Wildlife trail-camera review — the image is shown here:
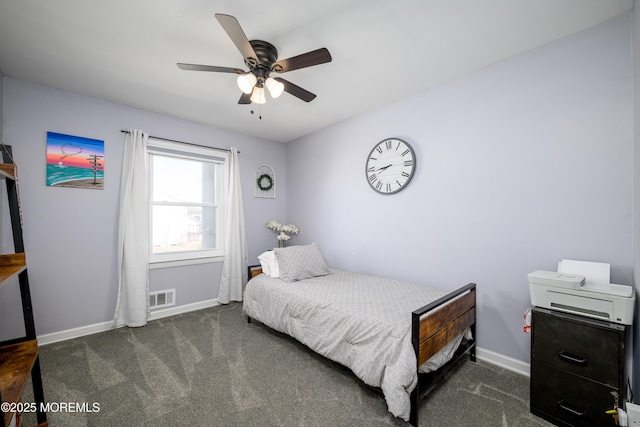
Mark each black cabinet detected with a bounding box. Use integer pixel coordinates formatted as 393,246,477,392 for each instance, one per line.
530,307,628,427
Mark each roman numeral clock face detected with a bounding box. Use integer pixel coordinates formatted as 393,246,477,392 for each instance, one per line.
366,138,416,194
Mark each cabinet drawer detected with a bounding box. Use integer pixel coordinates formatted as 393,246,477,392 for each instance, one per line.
532,310,622,386
531,362,619,427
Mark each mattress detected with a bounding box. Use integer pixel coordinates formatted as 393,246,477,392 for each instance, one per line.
243,268,465,421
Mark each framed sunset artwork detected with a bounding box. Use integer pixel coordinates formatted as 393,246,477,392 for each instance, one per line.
46,132,104,189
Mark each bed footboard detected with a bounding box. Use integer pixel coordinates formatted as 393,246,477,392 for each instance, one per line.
409,282,477,426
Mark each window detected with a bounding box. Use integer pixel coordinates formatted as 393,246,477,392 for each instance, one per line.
148,139,228,265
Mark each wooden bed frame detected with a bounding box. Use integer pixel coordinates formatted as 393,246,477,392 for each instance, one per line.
246,265,477,426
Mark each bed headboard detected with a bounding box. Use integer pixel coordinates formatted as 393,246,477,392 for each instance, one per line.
248,264,263,279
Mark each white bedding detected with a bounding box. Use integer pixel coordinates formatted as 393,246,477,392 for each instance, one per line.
243,268,463,421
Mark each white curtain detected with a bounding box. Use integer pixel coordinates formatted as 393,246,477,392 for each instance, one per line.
113,129,150,327
219,147,248,304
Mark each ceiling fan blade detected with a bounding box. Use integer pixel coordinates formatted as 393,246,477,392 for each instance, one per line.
274,77,317,102
215,14,259,67
238,92,252,104
177,63,244,74
271,48,332,73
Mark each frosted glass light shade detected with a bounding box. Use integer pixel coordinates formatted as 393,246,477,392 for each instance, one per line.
237,73,257,94
250,86,266,104
265,77,284,98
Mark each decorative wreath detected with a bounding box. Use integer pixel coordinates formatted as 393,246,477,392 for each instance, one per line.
257,173,273,191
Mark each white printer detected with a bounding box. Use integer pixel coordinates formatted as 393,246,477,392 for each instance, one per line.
528,260,635,325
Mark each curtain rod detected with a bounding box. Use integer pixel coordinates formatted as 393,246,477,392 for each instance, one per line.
120,130,239,153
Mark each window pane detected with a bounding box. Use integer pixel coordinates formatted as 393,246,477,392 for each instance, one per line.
152,155,216,204
152,205,217,253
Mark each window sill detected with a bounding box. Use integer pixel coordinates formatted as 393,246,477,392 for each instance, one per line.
149,256,224,269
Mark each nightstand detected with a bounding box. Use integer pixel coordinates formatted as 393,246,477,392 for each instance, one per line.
530,307,629,426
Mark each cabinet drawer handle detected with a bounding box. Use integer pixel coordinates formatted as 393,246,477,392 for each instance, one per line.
558,351,587,365
557,400,586,417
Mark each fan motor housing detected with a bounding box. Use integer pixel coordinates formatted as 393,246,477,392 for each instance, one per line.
248,40,278,72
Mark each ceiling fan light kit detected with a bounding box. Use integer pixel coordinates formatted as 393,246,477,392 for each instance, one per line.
250,86,266,104
177,13,332,105
237,73,257,94
265,77,284,98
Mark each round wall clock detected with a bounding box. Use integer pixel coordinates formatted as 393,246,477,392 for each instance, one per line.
366,138,416,194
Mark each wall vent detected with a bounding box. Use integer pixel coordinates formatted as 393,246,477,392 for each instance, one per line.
149,289,175,309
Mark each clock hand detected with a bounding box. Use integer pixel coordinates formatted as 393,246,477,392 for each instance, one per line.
377,164,393,172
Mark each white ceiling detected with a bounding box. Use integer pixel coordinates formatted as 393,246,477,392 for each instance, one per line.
0,0,633,143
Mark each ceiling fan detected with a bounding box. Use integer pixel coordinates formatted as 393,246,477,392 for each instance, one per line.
177,14,332,105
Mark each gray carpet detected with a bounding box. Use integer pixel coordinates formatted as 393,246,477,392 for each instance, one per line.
21,303,554,426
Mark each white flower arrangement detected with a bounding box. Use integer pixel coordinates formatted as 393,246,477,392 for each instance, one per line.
265,219,299,246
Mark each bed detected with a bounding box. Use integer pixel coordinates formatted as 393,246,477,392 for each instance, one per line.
243,243,476,426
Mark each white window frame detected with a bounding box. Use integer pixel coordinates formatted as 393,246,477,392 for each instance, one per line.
147,138,228,268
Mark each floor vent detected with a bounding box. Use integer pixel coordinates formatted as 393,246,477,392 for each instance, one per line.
149,289,176,309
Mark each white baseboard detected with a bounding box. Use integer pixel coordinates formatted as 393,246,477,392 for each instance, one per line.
476,346,530,377
37,299,220,346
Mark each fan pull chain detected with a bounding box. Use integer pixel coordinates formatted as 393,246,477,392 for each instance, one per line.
250,104,263,120
1,143,24,227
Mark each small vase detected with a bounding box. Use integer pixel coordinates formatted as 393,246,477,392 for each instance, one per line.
278,240,285,248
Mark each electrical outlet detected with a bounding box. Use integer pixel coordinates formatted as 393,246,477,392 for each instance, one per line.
627,402,640,426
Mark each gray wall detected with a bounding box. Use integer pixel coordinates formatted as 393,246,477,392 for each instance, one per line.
0,73,3,137
286,13,633,364
0,77,287,337
633,3,640,398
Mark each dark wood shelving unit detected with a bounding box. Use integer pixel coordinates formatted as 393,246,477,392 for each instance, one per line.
0,254,26,286
0,145,47,426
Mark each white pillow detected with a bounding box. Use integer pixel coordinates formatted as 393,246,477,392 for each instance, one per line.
257,250,279,278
